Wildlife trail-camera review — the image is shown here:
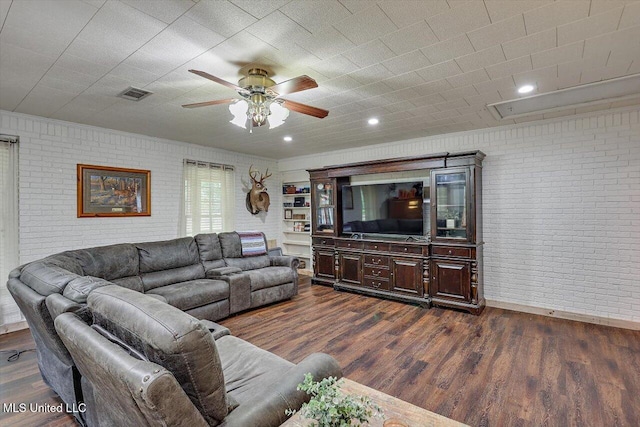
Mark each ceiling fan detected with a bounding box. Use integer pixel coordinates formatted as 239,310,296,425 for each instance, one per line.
182,68,329,130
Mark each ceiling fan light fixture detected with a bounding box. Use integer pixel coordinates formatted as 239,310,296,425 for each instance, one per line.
229,100,248,129
269,103,290,129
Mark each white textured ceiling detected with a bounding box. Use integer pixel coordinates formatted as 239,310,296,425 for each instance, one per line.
1,0,639,159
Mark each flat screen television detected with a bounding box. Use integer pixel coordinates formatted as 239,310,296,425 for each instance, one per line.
341,181,426,237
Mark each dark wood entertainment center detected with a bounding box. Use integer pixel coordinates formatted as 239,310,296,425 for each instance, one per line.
308,150,485,314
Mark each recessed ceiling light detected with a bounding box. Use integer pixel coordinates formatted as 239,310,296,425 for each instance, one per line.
518,84,535,94
283,136,293,142
368,118,379,125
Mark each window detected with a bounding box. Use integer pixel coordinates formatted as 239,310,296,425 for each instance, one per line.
1,135,21,327
181,160,235,236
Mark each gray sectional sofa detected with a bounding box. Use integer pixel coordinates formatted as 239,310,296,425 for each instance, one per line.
55,285,341,426
7,231,334,426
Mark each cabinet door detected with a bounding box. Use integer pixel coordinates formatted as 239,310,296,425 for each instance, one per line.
339,253,362,285
391,258,423,296
315,249,335,279
431,168,470,242
312,180,336,235
431,259,471,302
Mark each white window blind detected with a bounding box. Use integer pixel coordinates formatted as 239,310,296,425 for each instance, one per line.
1,136,21,328
181,160,235,236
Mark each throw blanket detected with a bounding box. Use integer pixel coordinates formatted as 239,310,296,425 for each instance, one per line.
238,231,267,257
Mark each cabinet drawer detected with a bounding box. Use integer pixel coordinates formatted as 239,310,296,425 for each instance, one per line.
336,240,364,250
363,277,390,290
432,246,471,258
389,244,423,255
363,266,390,279
312,237,334,246
364,255,389,267
363,241,389,252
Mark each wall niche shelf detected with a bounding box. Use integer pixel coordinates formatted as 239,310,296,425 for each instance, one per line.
281,180,312,273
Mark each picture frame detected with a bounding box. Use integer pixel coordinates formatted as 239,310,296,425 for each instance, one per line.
77,164,151,217
284,208,293,219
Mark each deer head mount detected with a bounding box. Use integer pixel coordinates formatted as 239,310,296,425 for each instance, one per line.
246,165,272,215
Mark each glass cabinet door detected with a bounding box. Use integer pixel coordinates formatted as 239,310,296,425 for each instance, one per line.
313,181,335,234
432,169,469,240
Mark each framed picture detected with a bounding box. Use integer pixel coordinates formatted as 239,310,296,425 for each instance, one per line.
77,164,151,217
284,209,293,219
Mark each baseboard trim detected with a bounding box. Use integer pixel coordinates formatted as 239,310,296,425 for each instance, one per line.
486,300,640,331
0,320,29,335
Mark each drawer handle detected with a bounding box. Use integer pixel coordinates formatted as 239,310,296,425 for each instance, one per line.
373,271,380,277
448,250,452,254
374,245,378,249
321,240,326,245
404,247,408,251
372,281,380,288
347,243,351,247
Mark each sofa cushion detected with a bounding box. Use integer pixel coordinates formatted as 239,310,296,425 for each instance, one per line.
224,255,270,271
20,262,81,296
88,286,229,425
142,264,204,292
110,276,144,293
67,244,139,280
45,254,84,276
246,266,294,292
140,264,205,292
195,233,226,271
146,279,229,311
218,232,242,258
137,237,200,273
216,335,293,403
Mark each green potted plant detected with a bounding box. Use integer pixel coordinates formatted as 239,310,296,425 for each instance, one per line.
287,374,382,426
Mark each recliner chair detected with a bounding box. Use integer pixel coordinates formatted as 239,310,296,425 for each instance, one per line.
54,285,342,426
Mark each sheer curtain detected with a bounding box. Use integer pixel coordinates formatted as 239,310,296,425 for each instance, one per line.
180,160,235,236
1,136,21,329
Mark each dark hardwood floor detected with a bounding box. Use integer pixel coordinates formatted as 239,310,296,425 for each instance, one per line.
1,275,639,426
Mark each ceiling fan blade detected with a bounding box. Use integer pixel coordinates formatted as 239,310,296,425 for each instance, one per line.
282,99,329,119
269,75,318,96
182,98,237,108
189,69,243,91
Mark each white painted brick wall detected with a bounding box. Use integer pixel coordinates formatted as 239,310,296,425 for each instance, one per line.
0,111,281,326
278,107,640,323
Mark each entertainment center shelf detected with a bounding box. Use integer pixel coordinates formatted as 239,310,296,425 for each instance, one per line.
308,150,485,315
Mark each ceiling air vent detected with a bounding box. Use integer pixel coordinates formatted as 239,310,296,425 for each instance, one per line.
118,87,153,101
487,73,640,120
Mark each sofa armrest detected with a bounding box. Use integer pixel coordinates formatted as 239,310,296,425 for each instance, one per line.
220,353,342,427
267,247,283,256
205,266,243,278
220,272,251,314
269,255,299,269
45,293,92,324
199,320,231,340
62,276,112,303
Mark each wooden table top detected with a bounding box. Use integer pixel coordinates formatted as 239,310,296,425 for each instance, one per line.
281,378,469,427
